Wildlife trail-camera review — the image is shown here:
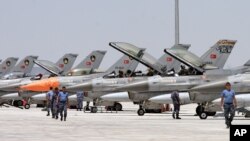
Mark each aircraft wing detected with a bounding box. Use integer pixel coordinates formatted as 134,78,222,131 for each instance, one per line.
34,60,61,76
109,42,167,75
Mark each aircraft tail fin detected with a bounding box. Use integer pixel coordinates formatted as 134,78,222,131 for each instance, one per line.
158,44,190,72
55,53,78,75
74,50,106,70
12,56,38,74
244,59,250,66
0,57,19,76
106,55,139,75
201,40,236,69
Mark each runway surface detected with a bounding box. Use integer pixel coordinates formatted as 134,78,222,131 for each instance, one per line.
0,103,249,141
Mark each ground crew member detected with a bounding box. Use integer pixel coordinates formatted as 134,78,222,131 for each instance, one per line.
52,87,59,119
221,82,237,128
58,86,69,121
46,87,53,116
171,91,181,119
76,91,84,111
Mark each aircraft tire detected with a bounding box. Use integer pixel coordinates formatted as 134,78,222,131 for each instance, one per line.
196,105,204,115
114,103,122,111
199,112,208,119
91,107,98,113
137,109,145,116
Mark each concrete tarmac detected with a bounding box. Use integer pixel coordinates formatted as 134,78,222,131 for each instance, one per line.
0,103,249,141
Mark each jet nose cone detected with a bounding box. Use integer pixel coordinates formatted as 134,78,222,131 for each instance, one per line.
190,80,226,92
0,83,21,91
1,93,19,100
67,82,93,92
20,78,59,92
115,81,148,92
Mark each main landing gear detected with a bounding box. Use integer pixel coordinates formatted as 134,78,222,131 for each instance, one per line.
137,105,145,116
196,105,216,119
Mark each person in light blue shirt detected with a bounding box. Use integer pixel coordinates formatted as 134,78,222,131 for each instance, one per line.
46,87,53,116
221,82,237,128
52,87,60,119
76,91,84,111
58,86,69,121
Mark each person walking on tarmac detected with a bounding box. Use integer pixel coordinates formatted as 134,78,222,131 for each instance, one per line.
52,87,60,119
221,82,237,128
76,91,84,111
46,87,53,116
171,91,181,119
58,86,69,121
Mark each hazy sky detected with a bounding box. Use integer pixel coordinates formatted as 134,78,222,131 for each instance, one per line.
0,0,250,71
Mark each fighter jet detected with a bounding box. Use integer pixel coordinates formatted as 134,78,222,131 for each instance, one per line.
0,51,106,108
0,57,19,77
65,39,235,112
111,40,250,117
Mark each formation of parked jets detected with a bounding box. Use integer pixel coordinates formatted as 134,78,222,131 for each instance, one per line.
0,38,250,120
1,0,250,120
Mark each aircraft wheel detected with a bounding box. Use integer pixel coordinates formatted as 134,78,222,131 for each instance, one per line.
91,107,98,113
24,104,30,109
137,109,145,116
199,112,208,119
196,105,204,115
114,103,122,111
